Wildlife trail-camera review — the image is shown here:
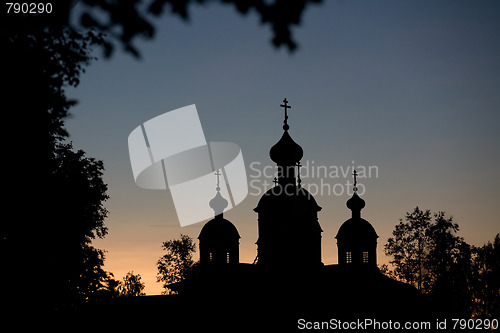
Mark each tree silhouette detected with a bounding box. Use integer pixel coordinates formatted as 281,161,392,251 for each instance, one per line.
384,207,499,318
2,0,322,312
424,212,474,317
2,27,104,145
385,207,431,291
157,234,197,294
425,211,461,286
1,0,323,58
47,142,110,306
119,271,146,297
472,234,500,318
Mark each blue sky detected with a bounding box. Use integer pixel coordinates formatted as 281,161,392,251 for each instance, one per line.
66,0,500,294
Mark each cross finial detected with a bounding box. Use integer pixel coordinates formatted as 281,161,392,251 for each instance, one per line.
215,169,221,191
296,161,302,188
353,170,358,192
280,98,291,130
273,177,278,187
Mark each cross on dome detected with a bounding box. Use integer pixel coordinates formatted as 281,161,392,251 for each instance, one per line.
346,169,365,217
353,170,358,193
297,161,302,187
280,98,291,131
273,177,278,186
215,169,222,191
209,169,228,217
270,98,303,167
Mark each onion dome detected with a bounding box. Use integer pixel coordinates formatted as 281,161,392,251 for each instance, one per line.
336,192,377,240
209,190,228,217
208,169,229,217
269,98,303,166
269,130,303,165
346,192,365,213
336,172,378,240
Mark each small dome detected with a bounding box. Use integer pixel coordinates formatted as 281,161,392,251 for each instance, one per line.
254,185,321,212
346,192,365,212
335,217,378,240
209,191,228,216
269,130,303,165
198,218,240,241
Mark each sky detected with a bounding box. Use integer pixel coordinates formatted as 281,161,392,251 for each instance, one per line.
66,0,500,295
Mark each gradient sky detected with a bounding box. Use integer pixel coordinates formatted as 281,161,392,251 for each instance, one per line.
66,0,500,295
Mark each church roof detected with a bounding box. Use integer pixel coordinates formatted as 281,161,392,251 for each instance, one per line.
336,187,378,240
335,217,378,240
254,185,322,212
198,217,240,241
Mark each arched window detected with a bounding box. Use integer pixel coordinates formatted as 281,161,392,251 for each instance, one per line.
346,252,352,264
209,253,213,263
362,251,369,263
226,252,230,264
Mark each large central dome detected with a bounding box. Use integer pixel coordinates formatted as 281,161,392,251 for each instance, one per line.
254,185,321,213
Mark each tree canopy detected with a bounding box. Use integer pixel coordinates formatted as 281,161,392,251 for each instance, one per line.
157,234,197,294
2,0,321,310
384,207,499,318
119,271,147,297
2,9,107,310
2,0,323,58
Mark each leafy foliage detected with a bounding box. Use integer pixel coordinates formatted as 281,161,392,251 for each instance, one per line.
1,0,323,58
47,142,111,306
384,207,432,291
119,271,146,297
1,0,320,311
1,25,109,308
470,235,500,318
384,207,499,318
3,27,104,145
157,234,197,294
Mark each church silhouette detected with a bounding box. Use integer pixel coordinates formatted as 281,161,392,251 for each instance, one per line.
196,98,379,272
166,99,429,326
82,99,431,331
